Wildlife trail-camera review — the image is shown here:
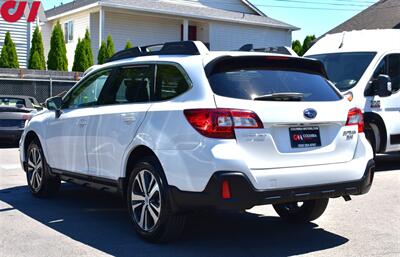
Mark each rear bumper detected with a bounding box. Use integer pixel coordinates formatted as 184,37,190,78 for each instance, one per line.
170,159,375,211
0,129,23,143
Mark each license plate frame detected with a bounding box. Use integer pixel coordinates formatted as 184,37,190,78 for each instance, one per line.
289,126,321,148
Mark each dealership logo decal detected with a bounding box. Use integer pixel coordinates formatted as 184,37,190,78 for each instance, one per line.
1,1,41,22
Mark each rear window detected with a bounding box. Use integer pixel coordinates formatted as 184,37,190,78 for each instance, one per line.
207,56,342,102
0,97,26,107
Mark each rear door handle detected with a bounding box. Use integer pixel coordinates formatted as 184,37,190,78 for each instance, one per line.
121,113,136,124
78,119,88,127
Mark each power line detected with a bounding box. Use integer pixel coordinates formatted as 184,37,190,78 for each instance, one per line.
176,0,369,12
318,0,376,3
250,4,363,11
270,0,371,7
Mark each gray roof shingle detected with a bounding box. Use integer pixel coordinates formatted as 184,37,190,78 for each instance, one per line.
45,0,298,30
327,0,400,34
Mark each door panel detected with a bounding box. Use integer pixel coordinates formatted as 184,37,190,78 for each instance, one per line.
86,65,154,179
45,69,113,174
86,104,151,179
367,53,400,151
46,108,90,173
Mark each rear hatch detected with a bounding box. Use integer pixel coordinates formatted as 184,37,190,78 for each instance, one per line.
0,107,32,129
206,55,359,169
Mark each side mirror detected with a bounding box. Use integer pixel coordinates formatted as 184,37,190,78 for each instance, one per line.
45,96,62,110
377,74,393,97
45,96,63,118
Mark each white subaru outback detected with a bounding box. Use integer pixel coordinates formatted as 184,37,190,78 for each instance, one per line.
19,41,374,243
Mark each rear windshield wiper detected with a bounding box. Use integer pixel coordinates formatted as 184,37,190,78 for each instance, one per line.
253,92,304,101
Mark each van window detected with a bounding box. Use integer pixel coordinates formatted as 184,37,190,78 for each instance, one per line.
309,52,376,92
372,54,400,93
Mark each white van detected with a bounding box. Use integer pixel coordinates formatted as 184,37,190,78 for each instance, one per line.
306,29,400,154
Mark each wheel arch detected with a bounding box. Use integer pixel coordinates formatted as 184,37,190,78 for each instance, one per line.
364,112,387,153
23,131,42,161
122,145,166,195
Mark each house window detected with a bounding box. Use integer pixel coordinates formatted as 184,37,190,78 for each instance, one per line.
64,21,73,43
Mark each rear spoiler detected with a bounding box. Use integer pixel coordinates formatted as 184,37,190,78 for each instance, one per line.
205,55,328,79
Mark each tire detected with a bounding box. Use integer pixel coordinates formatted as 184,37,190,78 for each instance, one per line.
127,156,186,243
26,140,61,197
273,198,329,223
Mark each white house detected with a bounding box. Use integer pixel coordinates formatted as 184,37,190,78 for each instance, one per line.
0,0,46,68
43,0,299,71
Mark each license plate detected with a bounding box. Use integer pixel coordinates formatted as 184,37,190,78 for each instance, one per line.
289,126,321,148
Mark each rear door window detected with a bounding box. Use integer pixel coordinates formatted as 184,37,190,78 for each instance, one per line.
100,65,154,104
207,56,341,102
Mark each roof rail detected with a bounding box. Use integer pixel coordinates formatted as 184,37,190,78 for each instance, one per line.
238,44,297,56
106,41,209,63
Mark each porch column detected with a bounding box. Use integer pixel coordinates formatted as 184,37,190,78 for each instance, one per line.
99,7,105,47
183,19,189,41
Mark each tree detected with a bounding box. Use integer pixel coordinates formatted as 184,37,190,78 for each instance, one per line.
0,31,19,68
29,51,42,70
72,30,94,72
47,22,68,71
97,34,115,64
97,41,107,65
72,38,86,72
291,40,302,56
28,26,46,70
301,35,316,56
125,40,133,50
83,29,94,67
106,34,115,59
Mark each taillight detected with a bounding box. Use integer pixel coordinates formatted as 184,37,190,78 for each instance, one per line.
346,108,364,133
22,114,32,120
184,108,263,139
221,180,231,199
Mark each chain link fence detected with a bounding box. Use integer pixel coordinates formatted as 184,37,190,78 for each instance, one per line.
0,68,82,103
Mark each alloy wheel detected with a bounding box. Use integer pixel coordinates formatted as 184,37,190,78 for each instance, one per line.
131,169,161,231
27,147,43,191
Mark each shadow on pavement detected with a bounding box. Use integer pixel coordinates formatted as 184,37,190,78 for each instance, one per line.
375,153,400,172
0,184,348,257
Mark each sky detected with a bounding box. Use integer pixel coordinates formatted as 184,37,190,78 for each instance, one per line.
42,0,379,42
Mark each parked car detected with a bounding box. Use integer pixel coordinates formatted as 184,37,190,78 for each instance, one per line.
0,95,39,145
19,41,374,243
305,29,400,155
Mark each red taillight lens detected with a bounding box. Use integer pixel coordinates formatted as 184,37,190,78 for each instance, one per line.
184,108,263,139
22,114,32,120
346,108,364,133
265,56,290,61
221,180,231,199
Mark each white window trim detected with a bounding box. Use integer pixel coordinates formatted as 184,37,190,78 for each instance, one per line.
64,20,74,43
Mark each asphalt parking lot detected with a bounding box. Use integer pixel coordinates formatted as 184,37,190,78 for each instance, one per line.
0,147,399,257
